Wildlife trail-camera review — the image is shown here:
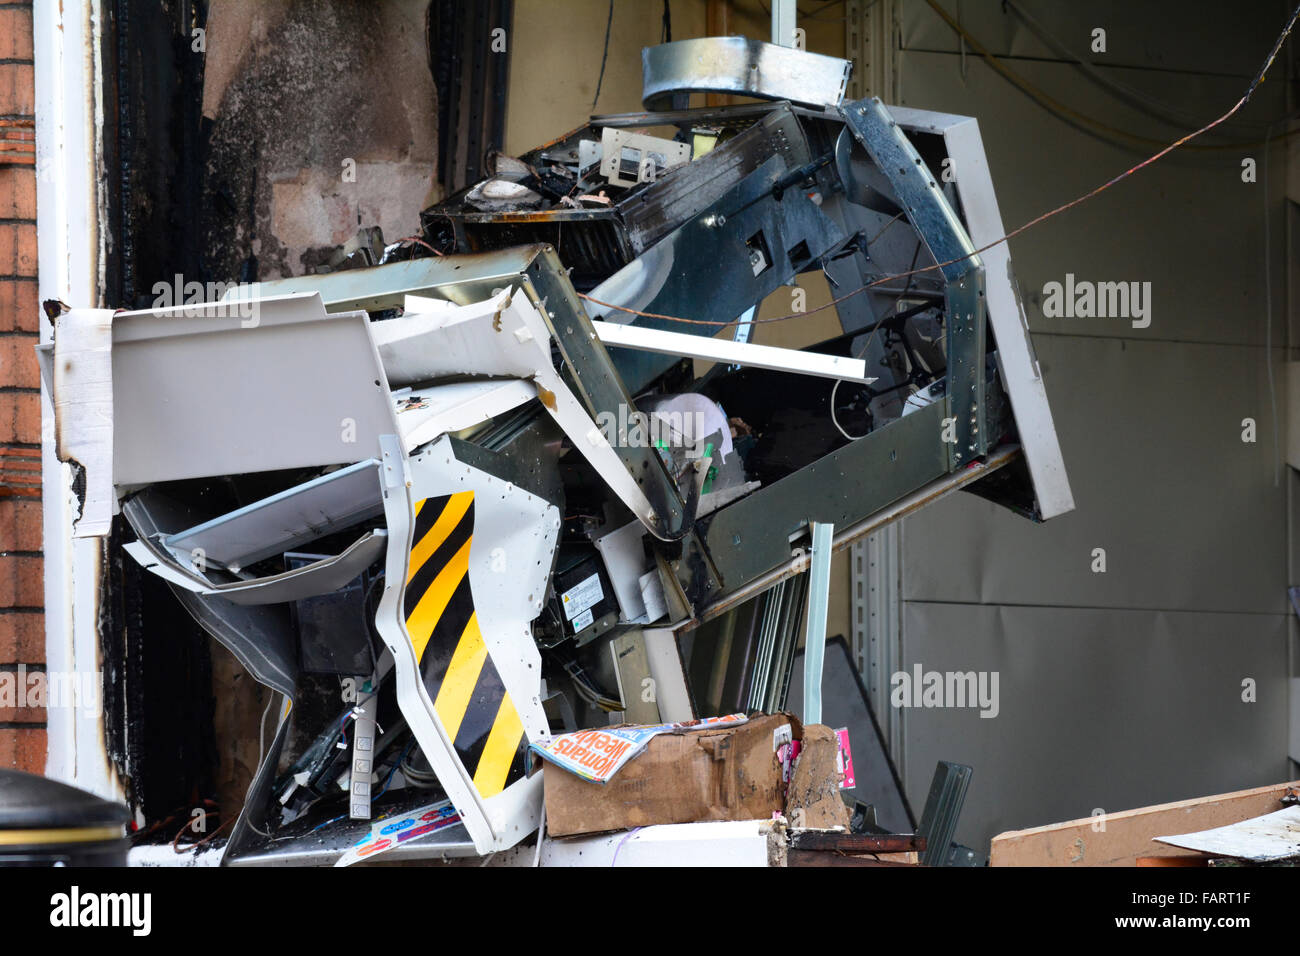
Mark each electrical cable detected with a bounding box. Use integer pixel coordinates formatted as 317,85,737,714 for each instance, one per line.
592,0,615,111
395,234,444,256
257,691,274,770
375,737,419,800
562,658,623,711
830,241,921,441
172,813,235,854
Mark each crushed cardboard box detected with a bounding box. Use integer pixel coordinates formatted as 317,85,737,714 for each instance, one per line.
542,712,848,838
786,724,852,830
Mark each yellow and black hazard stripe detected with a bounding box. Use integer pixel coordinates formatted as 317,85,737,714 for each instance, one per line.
403,491,527,798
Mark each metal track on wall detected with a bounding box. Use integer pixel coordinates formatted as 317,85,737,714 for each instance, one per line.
845,0,898,103
431,0,513,196
851,523,903,779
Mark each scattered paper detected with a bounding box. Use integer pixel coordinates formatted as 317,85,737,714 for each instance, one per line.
334,799,462,867
531,714,748,784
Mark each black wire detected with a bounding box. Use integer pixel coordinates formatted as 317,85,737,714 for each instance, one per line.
592,0,615,111
661,0,671,43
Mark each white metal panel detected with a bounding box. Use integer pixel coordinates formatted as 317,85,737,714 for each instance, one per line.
374,434,558,854
162,460,383,570
643,626,695,721
539,820,775,866
124,531,387,606
1155,805,1300,862
52,309,115,536
110,293,400,484
593,320,873,382
890,104,1073,518
387,292,663,534
34,0,122,800
395,379,536,452
593,520,651,622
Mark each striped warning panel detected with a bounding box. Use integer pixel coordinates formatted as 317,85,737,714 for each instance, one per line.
403,492,527,798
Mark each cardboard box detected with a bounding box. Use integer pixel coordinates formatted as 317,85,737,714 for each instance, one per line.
543,713,802,838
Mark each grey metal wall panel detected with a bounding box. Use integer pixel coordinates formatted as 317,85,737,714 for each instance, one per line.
900,602,1290,857
900,0,1291,78
896,51,1285,348
882,2,1296,861
903,334,1287,614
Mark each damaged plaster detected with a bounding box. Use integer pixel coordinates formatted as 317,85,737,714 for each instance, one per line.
200,0,439,280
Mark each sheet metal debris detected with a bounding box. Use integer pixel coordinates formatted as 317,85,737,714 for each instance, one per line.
44,40,1072,865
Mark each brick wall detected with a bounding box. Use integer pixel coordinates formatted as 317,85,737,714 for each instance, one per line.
0,0,43,774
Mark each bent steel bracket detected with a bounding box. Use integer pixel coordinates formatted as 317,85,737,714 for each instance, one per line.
246,247,694,541
678,97,1000,608
837,96,987,467
519,247,694,540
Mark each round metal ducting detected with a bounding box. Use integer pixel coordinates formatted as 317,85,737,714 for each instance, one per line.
641,37,852,111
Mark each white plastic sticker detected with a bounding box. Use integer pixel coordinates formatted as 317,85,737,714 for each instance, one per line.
572,608,595,632
561,572,603,621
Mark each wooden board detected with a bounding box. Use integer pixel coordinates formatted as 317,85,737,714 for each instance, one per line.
990,780,1300,867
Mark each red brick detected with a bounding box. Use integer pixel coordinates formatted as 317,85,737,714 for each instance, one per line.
0,279,38,332
0,726,45,773
0,8,34,61
0,610,42,660
0,333,37,388
0,333,36,388
0,665,44,722
0,708,44,724
0,391,38,443
0,554,41,607
0,223,36,276
0,63,34,116
0,497,40,551
0,166,36,220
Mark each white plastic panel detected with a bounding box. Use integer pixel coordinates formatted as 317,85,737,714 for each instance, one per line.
374,434,559,854
539,820,774,867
